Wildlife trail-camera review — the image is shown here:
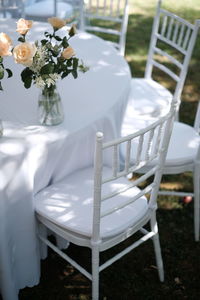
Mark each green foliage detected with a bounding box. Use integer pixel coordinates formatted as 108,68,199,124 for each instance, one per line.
21,67,34,88
0,67,4,80
0,57,13,91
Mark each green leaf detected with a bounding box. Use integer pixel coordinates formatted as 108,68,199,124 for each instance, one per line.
0,68,4,80
0,81,3,91
62,36,69,48
72,70,78,79
73,57,78,70
5,68,12,78
40,63,54,75
44,32,50,38
0,57,3,63
21,68,33,84
18,36,25,43
24,77,32,89
68,25,76,37
41,39,48,45
79,64,89,73
54,35,62,41
67,59,72,67
51,48,60,57
61,70,71,79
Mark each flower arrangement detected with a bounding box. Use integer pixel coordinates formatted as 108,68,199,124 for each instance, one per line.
11,17,88,125
13,17,88,92
0,32,13,90
0,17,88,126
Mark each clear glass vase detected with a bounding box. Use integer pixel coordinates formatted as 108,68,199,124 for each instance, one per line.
38,86,64,126
0,119,3,137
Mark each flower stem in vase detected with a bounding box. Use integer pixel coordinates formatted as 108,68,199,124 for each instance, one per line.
38,85,64,126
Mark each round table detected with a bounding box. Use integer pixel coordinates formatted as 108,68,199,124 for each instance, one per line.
0,19,131,300
24,0,74,20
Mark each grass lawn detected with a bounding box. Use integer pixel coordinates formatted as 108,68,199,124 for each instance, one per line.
19,1,200,299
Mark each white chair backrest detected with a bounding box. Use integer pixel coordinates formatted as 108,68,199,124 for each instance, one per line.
79,0,129,56
145,0,200,101
194,101,200,133
92,99,177,240
0,0,24,18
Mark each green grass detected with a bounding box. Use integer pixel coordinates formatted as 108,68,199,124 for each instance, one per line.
18,1,200,299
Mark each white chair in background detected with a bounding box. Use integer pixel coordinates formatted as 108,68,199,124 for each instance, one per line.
79,0,129,56
121,99,200,242
0,0,24,18
126,0,200,123
24,0,74,22
34,99,177,299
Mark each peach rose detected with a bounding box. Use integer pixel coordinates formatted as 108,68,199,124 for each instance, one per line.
61,46,75,59
48,17,66,29
0,32,12,46
16,18,33,35
0,32,12,56
13,42,37,67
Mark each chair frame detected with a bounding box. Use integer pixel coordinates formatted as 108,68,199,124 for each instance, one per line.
158,102,200,241
131,101,200,241
145,0,200,105
79,0,129,56
36,99,177,299
0,0,24,18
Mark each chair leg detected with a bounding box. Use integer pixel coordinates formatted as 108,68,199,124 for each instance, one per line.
92,245,100,300
150,214,164,282
194,164,200,241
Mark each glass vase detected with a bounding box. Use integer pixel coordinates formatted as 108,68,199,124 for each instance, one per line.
38,86,64,126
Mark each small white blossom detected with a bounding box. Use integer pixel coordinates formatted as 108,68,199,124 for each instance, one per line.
45,73,60,87
35,76,46,89
30,46,47,73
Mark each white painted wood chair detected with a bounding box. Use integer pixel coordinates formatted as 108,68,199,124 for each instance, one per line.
128,0,200,122
34,100,177,299
79,0,129,56
0,0,24,18
121,100,200,242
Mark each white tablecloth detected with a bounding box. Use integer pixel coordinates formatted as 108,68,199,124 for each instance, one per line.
0,19,131,300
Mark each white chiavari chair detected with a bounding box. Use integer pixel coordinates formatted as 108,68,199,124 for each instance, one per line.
0,0,24,18
125,0,200,123
34,98,177,299
121,100,200,242
79,0,129,56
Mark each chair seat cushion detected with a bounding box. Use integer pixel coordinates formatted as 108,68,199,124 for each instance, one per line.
121,78,173,137
120,121,200,169
25,1,73,19
128,78,172,117
163,122,199,166
35,167,148,239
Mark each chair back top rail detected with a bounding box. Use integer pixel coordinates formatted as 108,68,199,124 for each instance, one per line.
86,0,128,18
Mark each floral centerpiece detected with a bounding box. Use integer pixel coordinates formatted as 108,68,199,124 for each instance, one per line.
0,32,13,135
13,18,88,125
